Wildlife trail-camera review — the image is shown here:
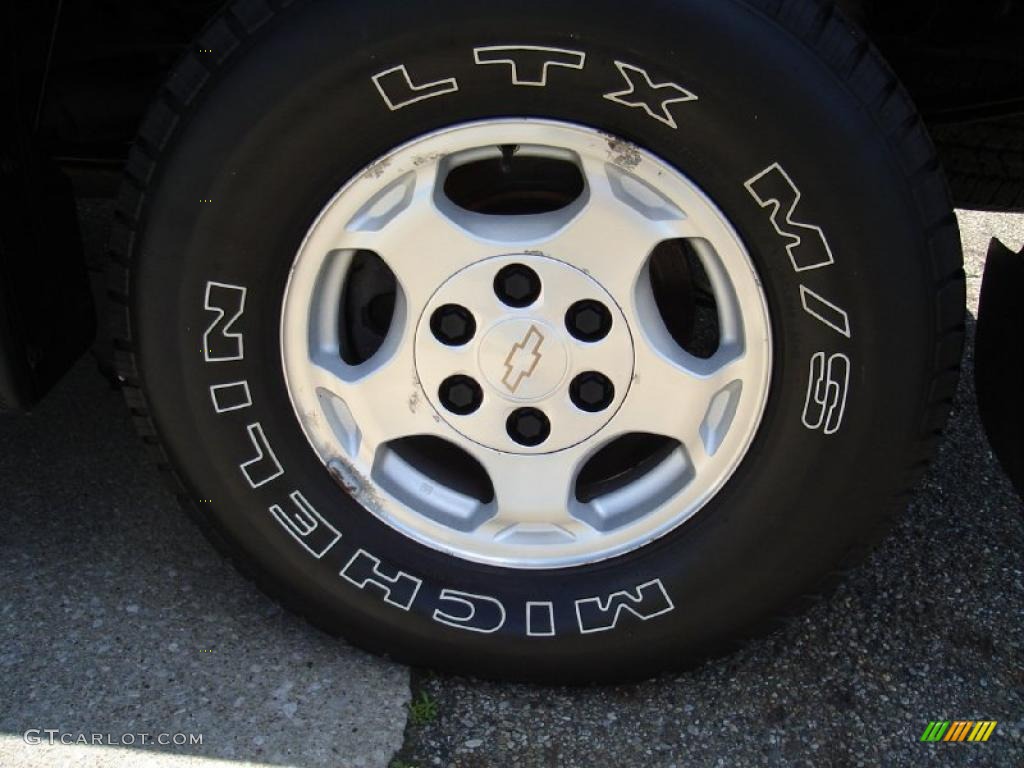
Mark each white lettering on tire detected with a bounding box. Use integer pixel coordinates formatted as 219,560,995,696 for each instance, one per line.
340,549,422,610
371,65,458,111
802,352,850,435
743,162,855,433
526,601,556,637
799,285,852,338
473,45,585,86
209,380,252,413
239,422,284,488
602,61,698,129
203,281,247,362
744,163,835,272
433,589,507,634
575,579,674,634
269,490,341,559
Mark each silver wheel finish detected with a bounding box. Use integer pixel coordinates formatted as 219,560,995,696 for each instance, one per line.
280,119,772,569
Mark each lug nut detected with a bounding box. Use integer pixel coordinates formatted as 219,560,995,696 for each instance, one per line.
494,263,541,308
430,304,476,346
439,375,483,415
565,299,612,342
506,407,550,447
570,371,614,412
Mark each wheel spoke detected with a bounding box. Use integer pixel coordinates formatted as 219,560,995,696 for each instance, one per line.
468,445,586,534
330,164,496,310
533,155,702,297
307,329,443,463
611,342,755,463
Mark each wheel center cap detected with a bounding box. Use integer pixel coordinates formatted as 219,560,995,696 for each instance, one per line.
415,253,634,454
478,319,568,402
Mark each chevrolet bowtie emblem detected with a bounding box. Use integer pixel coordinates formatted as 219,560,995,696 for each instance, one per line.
501,325,545,392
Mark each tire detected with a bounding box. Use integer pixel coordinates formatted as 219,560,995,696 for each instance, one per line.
109,0,964,682
933,118,1024,212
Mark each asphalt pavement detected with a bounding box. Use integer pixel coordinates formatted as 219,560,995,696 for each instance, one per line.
0,206,1022,768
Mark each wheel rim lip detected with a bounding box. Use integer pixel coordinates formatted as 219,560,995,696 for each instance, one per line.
279,118,773,569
